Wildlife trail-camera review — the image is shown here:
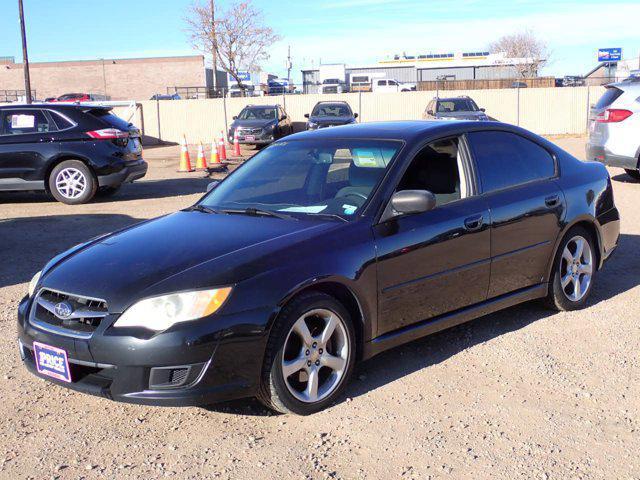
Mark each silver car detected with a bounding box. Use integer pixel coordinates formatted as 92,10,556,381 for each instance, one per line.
423,96,489,121
587,80,640,180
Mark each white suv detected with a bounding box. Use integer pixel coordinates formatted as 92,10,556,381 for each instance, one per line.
587,80,640,180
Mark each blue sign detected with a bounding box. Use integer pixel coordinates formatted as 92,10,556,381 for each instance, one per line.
598,48,622,62
229,71,251,82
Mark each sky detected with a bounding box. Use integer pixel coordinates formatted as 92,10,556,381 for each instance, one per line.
1,0,639,84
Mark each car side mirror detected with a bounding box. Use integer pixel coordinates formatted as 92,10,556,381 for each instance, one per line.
280,115,287,121
304,113,310,118
427,110,434,116
390,190,436,215
354,113,359,118
232,116,238,120
206,181,219,192
480,108,486,112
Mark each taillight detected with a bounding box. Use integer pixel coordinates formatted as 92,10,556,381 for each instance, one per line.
596,109,633,123
86,128,129,139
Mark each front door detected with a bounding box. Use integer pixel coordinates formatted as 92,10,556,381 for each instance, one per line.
374,136,491,335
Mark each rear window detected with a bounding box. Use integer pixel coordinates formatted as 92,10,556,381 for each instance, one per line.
89,110,131,130
595,87,623,109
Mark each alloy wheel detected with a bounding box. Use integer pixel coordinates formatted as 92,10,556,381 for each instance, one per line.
55,168,87,199
560,235,593,302
281,308,350,403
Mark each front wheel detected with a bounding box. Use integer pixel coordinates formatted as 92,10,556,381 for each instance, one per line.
545,227,596,311
259,292,356,415
624,169,640,181
49,160,97,205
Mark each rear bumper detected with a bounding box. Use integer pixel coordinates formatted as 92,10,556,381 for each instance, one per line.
586,144,638,170
97,160,148,187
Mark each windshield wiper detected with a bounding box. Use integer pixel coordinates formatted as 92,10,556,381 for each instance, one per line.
184,204,221,214
221,207,297,221
307,213,348,222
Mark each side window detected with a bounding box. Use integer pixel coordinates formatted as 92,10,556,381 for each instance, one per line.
2,110,53,135
468,131,555,193
396,137,466,206
377,80,387,86
389,80,398,86
50,111,74,130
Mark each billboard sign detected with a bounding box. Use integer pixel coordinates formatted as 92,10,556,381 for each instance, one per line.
598,48,622,62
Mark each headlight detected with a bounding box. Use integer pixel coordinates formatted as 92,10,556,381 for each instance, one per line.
308,122,318,129
28,270,42,297
113,287,232,332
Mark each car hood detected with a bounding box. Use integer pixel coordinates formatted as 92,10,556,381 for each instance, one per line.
40,211,334,312
436,111,488,121
232,119,275,129
309,116,355,125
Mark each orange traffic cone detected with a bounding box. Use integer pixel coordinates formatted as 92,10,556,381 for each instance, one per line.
219,131,228,162
178,135,194,172
233,129,241,157
210,139,220,165
195,142,208,170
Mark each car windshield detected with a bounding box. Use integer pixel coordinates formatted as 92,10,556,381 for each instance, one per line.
437,99,478,112
200,139,401,220
312,104,352,117
238,107,277,120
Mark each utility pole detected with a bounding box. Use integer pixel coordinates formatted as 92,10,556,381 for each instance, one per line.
18,0,32,103
210,0,218,95
286,45,292,85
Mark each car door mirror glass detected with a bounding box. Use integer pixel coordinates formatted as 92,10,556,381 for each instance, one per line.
390,190,436,216
427,110,434,116
304,113,310,118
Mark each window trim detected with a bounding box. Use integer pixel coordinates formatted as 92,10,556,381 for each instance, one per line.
466,130,559,196
375,134,477,224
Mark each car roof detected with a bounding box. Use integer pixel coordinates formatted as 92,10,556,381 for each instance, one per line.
314,101,350,105
283,120,515,142
607,79,640,91
0,103,112,112
243,104,279,108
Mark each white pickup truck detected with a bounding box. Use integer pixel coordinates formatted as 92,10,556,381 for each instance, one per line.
371,78,416,93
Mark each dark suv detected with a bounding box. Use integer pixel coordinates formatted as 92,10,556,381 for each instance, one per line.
0,104,147,204
228,105,292,146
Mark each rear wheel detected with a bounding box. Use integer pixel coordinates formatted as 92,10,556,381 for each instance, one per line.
49,160,97,205
545,226,596,311
259,292,356,415
624,169,640,181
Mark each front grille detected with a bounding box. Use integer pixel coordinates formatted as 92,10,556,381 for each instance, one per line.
30,289,108,338
237,127,263,135
323,87,338,94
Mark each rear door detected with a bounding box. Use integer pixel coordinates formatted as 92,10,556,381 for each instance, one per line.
0,109,59,189
467,130,564,298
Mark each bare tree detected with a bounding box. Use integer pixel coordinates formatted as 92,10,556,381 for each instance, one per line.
489,30,549,78
186,1,280,92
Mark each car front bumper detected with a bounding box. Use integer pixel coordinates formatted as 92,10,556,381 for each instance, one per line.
586,144,638,170
97,160,148,188
17,295,270,407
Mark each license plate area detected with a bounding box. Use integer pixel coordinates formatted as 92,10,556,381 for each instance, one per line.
244,135,256,142
33,341,71,383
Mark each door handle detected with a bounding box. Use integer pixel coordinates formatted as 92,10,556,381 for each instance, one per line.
464,214,483,232
545,194,561,208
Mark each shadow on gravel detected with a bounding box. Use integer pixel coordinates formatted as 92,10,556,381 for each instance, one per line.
611,172,639,184
0,214,145,289
0,177,211,205
347,232,640,402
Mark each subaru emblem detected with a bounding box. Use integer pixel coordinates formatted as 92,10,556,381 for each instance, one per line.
54,301,74,319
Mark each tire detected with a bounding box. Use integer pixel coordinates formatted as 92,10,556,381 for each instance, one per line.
624,169,640,181
48,160,97,205
545,226,596,311
97,185,122,197
258,291,357,415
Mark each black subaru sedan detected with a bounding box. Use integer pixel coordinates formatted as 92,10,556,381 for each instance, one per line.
18,121,619,415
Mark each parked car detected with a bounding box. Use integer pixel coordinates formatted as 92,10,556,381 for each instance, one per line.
305,101,358,130
227,104,292,146
18,120,619,415
511,82,528,89
562,76,586,87
371,78,416,93
0,104,147,204
586,80,640,180
320,78,344,94
423,96,489,121
50,93,110,103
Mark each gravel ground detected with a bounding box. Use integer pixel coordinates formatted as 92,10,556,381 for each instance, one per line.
0,138,638,480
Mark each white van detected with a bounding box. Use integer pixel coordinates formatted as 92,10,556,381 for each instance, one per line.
372,79,416,93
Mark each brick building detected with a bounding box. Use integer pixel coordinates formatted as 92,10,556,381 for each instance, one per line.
0,55,210,101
